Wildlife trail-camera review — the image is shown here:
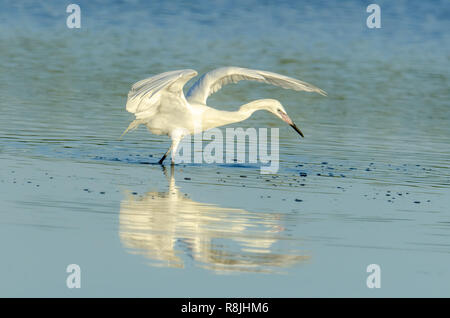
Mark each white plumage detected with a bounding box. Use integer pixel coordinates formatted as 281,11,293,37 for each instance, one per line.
122,66,326,164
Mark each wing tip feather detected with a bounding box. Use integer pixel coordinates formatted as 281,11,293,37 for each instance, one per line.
317,88,327,96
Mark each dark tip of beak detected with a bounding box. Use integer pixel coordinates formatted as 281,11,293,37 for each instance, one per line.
290,123,304,138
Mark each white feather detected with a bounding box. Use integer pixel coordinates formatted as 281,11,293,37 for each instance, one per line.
186,66,327,104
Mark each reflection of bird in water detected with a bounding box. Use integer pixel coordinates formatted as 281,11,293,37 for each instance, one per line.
121,66,326,164
119,166,309,273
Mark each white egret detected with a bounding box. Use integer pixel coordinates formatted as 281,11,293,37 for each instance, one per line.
122,66,326,164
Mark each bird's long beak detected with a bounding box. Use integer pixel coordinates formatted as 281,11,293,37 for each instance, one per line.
278,111,304,138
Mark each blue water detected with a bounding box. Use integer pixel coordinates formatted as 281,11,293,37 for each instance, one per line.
0,0,449,297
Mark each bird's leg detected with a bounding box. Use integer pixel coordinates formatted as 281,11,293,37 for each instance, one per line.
158,136,181,165
160,130,185,165
158,147,171,165
170,137,182,165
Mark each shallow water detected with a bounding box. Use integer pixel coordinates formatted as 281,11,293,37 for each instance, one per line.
1,0,450,297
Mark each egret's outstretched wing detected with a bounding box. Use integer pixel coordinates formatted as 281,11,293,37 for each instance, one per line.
186,66,326,104
121,69,197,138
126,69,198,119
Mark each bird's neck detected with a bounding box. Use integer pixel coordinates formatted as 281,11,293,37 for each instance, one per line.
201,100,268,130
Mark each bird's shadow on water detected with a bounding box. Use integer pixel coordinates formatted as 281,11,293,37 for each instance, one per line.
93,154,158,165
118,165,309,274
93,153,264,171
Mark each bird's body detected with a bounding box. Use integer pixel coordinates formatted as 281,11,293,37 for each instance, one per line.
122,66,326,164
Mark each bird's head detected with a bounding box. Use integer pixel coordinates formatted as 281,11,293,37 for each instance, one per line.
264,99,304,138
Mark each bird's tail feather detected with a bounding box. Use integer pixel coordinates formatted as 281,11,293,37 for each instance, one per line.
119,119,144,139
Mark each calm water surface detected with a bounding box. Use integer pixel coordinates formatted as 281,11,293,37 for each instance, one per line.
0,0,449,297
